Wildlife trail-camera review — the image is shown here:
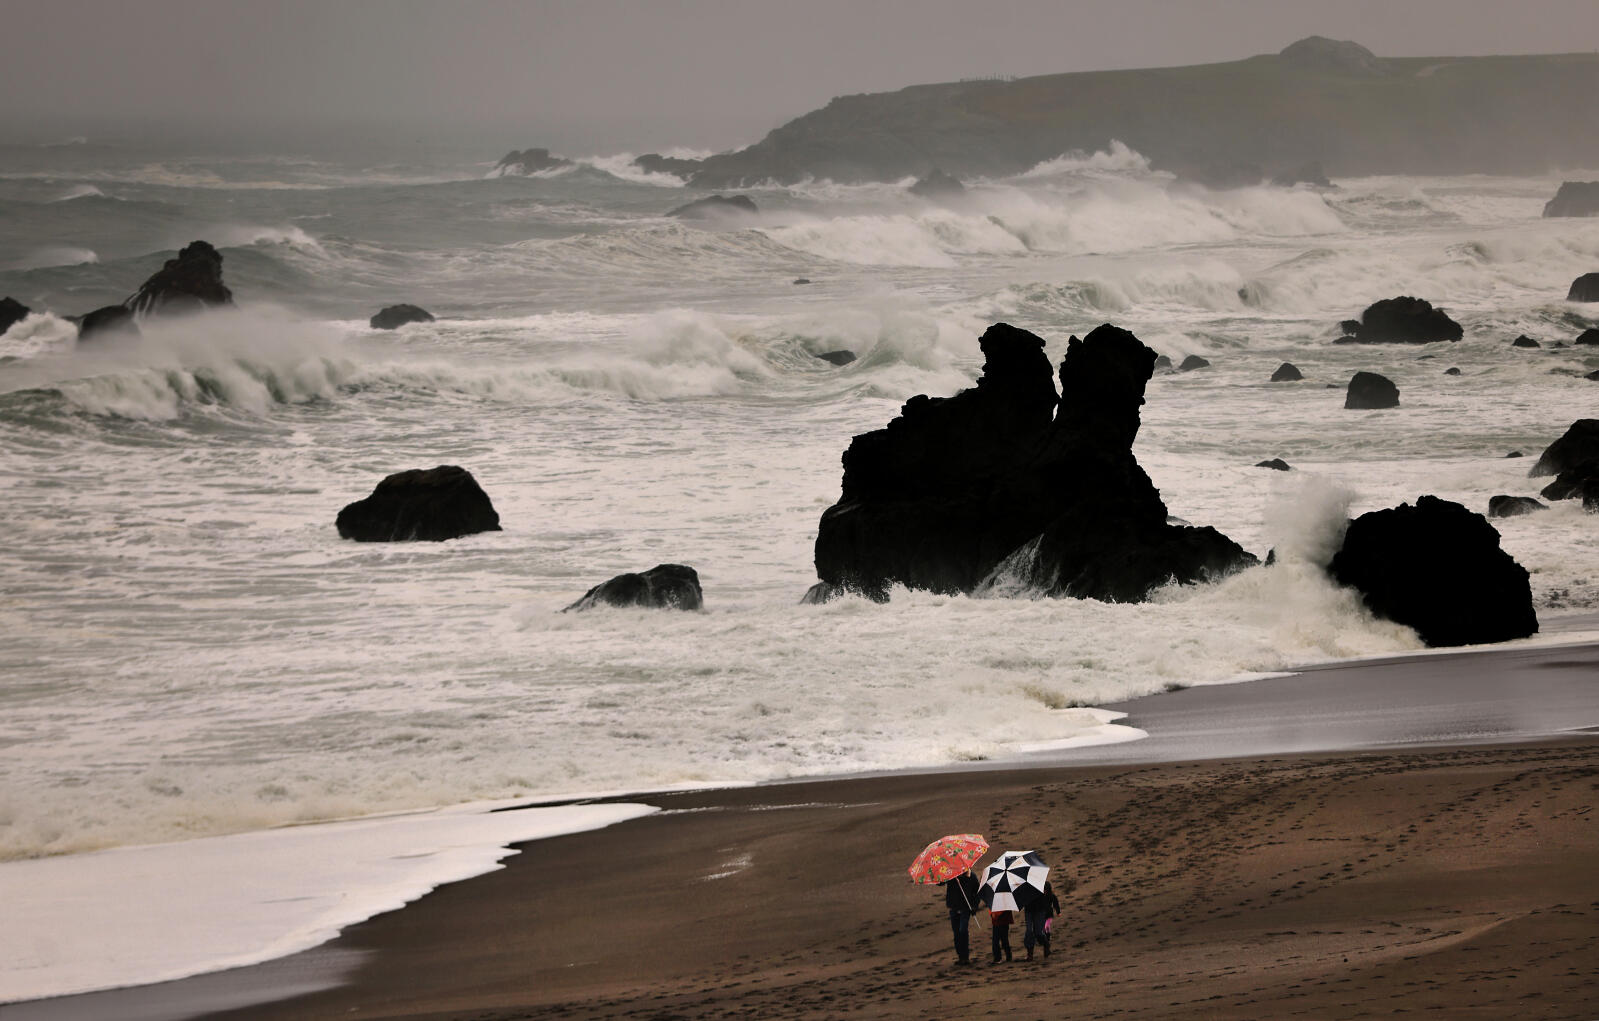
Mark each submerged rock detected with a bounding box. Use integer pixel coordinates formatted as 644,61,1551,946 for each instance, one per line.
1487,495,1546,518
1345,371,1399,409
335,465,501,542
0,297,30,335
1338,296,1463,344
75,304,139,341
370,304,435,330
1178,354,1211,371
815,350,856,366
1270,362,1303,382
908,169,966,198
1255,458,1292,471
1569,273,1599,302
1328,495,1537,647
495,148,571,175
127,240,233,317
667,194,758,219
1529,419,1599,477
1511,334,1540,348
565,564,703,611
1543,181,1599,217
810,321,1255,603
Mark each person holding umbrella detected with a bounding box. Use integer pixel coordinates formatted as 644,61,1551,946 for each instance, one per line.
908,833,987,966
1022,879,1061,960
980,850,1053,961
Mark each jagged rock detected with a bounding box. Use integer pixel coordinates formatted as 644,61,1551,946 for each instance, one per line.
810,322,1255,602
1270,362,1303,382
1540,466,1599,509
1488,495,1546,518
335,465,501,542
1575,328,1599,345
1271,162,1332,188
631,153,702,178
1444,367,1462,375
75,304,139,341
1329,495,1536,647
1543,181,1599,217
1178,355,1211,372
1152,355,1173,370
127,241,233,317
908,169,966,198
1,297,30,334
1338,296,1462,343
1345,371,1399,409
370,304,435,330
667,194,758,219
495,148,571,175
564,564,703,611
1530,419,1599,477
1569,274,1599,302
1511,335,1540,348
816,350,856,366
1255,458,1292,471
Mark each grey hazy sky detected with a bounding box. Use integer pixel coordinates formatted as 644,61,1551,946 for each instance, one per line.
3,0,1597,152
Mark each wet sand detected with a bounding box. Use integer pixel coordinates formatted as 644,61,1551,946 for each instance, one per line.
14,641,1599,1020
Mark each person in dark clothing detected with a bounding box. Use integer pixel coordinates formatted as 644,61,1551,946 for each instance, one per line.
989,908,1014,963
1023,879,1061,960
942,869,981,964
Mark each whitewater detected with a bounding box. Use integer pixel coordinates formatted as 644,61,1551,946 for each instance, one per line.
2,136,1597,1000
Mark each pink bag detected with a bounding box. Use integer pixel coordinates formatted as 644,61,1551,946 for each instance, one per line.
1043,918,1052,934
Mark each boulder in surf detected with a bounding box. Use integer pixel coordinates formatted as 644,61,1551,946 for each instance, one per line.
565,564,703,611
1328,495,1537,647
1568,273,1599,302
370,304,435,330
1542,181,1599,217
0,297,29,335
1178,355,1210,371
1487,495,1546,518
1539,465,1599,509
667,194,758,219
335,465,501,542
1529,419,1599,477
1575,328,1599,346
1337,296,1462,344
75,304,139,341
816,350,856,366
494,148,572,175
1345,371,1399,409
1270,362,1303,382
1255,458,1292,471
1510,335,1540,348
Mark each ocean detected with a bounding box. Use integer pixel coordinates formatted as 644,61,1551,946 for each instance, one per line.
2,134,1597,999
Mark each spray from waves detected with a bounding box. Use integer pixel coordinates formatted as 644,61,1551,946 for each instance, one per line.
208,224,329,255
0,312,77,361
50,184,108,202
6,246,100,271
1016,140,1153,179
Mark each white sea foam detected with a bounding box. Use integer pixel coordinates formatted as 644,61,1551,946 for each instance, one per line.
49,184,107,202
0,801,655,1002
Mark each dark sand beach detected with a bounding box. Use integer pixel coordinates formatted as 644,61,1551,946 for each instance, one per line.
14,641,1599,1021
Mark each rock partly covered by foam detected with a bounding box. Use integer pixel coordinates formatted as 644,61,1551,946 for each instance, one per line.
667,194,758,219
1487,495,1546,518
908,169,966,198
1345,371,1399,409
1338,297,1462,344
1271,162,1332,188
811,322,1255,602
1,297,30,334
1270,362,1303,382
1543,181,1599,217
631,153,702,178
370,304,435,330
1178,354,1210,371
564,564,703,611
75,305,139,341
815,350,856,366
495,148,572,175
1575,329,1599,346
1255,458,1292,471
127,241,233,317
1511,335,1540,348
1569,273,1599,302
336,465,501,542
1530,419,1599,477
1329,495,1537,647
1539,466,1599,510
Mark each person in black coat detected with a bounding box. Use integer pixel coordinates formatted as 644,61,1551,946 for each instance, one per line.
1023,879,1061,960
942,869,982,965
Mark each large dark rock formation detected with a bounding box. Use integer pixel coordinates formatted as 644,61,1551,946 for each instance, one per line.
75,305,139,341
370,304,435,330
1328,495,1537,647
1338,297,1463,344
1539,466,1599,510
1529,419,1599,477
1345,371,1399,409
1575,328,1599,345
811,322,1255,602
1,297,30,334
667,194,758,219
335,465,501,542
1569,273,1599,302
1270,362,1303,382
495,148,572,175
632,153,703,178
564,564,703,611
1543,181,1599,217
908,169,966,198
1487,495,1546,518
127,241,233,317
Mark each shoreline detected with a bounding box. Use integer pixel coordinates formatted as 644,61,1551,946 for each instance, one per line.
7,637,1598,1019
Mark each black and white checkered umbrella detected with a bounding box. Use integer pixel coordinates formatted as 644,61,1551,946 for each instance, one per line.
980,850,1050,912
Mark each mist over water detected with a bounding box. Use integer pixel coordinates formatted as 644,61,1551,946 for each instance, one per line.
3,137,1599,864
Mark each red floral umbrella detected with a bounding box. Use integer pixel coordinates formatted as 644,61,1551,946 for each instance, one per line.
907,833,989,885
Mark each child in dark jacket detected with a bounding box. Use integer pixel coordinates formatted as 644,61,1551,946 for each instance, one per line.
989,909,1013,963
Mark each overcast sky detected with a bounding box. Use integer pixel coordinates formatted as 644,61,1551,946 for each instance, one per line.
3,0,1597,152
